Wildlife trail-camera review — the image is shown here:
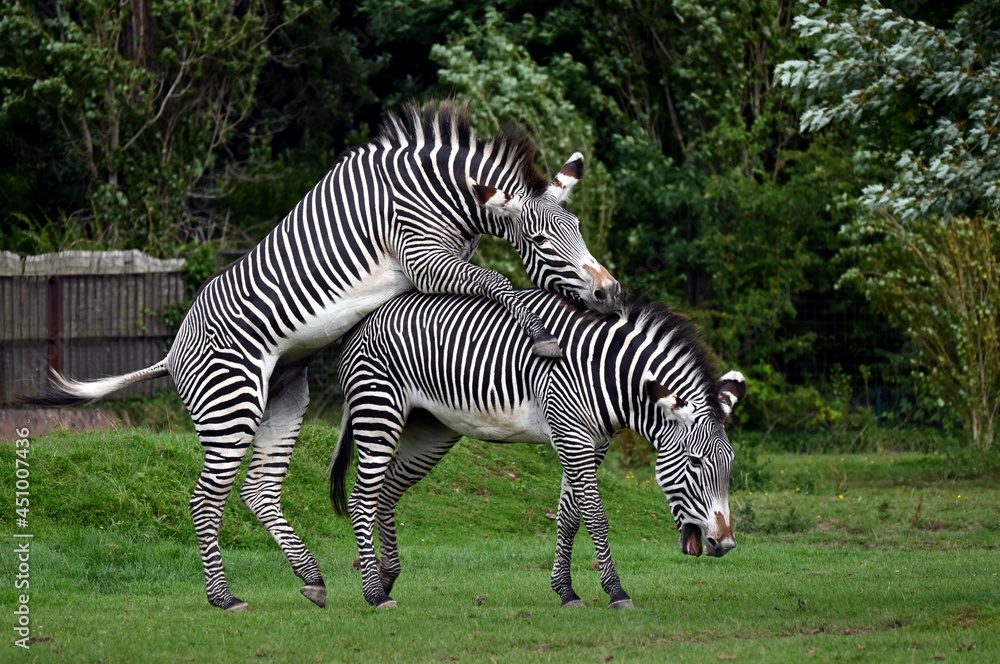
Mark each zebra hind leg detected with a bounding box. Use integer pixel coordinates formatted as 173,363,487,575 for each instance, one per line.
376,411,460,595
187,370,265,611
239,364,326,608
345,391,407,608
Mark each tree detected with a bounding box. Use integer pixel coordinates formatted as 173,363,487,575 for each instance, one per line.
366,1,896,400
430,9,617,279
0,0,312,253
776,0,1000,221
841,213,1000,449
777,0,1000,448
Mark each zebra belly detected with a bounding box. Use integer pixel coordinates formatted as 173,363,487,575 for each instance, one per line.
410,393,551,444
278,260,414,360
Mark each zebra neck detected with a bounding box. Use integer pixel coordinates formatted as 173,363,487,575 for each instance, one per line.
386,143,527,240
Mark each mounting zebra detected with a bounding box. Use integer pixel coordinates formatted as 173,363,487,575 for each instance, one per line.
20,100,619,612
330,289,747,609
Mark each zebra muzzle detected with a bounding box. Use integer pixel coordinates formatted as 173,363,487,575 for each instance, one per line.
680,523,703,557
581,264,621,314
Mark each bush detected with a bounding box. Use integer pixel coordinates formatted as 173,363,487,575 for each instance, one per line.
841,214,1000,450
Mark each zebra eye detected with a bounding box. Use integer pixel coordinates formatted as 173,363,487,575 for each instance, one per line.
689,456,703,468
531,234,548,245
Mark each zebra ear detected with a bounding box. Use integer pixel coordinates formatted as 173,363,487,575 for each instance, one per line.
717,370,748,418
644,372,696,426
469,178,523,218
546,152,585,204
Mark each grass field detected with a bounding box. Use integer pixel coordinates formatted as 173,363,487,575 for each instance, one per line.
2,424,998,663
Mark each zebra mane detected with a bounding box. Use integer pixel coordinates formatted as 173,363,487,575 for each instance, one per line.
376,99,549,195
544,290,724,419
622,298,725,421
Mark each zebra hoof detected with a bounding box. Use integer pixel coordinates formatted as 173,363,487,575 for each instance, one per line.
224,600,249,612
561,599,587,609
532,338,563,358
608,598,634,610
376,597,398,609
301,584,327,608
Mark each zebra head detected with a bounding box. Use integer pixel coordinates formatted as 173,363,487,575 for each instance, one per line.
642,370,748,558
469,153,620,314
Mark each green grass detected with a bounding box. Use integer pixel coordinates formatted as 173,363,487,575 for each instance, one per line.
2,426,998,662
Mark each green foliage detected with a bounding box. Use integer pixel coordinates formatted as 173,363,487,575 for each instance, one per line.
603,134,701,299
942,438,1000,479
777,0,1000,221
0,0,263,251
841,214,1000,450
779,1,1000,449
430,9,616,266
218,145,343,241
3,211,92,254
179,243,218,296
5,0,986,442
693,171,819,368
0,0,322,254
613,429,655,469
218,1,387,235
527,0,877,386
730,432,772,493
740,363,840,432
158,242,220,333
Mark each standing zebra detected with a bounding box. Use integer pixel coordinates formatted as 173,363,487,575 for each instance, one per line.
330,289,746,609
21,100,619,612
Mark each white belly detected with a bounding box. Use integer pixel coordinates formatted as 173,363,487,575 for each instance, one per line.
278,259,413,359
412,393,551,444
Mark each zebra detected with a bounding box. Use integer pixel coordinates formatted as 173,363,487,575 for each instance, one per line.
329,288,747,609
20,100,620,612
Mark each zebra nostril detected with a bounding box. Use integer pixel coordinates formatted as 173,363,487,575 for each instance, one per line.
706,536,719,549
594,289,606,301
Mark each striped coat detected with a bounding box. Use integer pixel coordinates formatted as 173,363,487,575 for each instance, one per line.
332,289,746,609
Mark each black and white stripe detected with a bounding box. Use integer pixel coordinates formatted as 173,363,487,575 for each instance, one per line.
330,289,747,609
21,100,619,611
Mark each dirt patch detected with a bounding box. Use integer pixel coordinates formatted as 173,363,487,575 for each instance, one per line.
954,610,979,629
0,407,126,439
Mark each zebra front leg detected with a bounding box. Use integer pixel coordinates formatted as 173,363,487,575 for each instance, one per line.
497,290,563,358
551,440,610,608
551,473,585,607
555,439,632,610
376,414,461,595
239,365,326,607
396,236,562,357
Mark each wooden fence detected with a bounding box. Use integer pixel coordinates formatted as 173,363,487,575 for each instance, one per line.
0,251,186,405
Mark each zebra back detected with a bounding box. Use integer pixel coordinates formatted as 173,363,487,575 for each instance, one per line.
338,289,724,437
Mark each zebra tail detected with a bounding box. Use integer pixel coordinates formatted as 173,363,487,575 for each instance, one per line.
330,409,355,517
17,359,170,407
